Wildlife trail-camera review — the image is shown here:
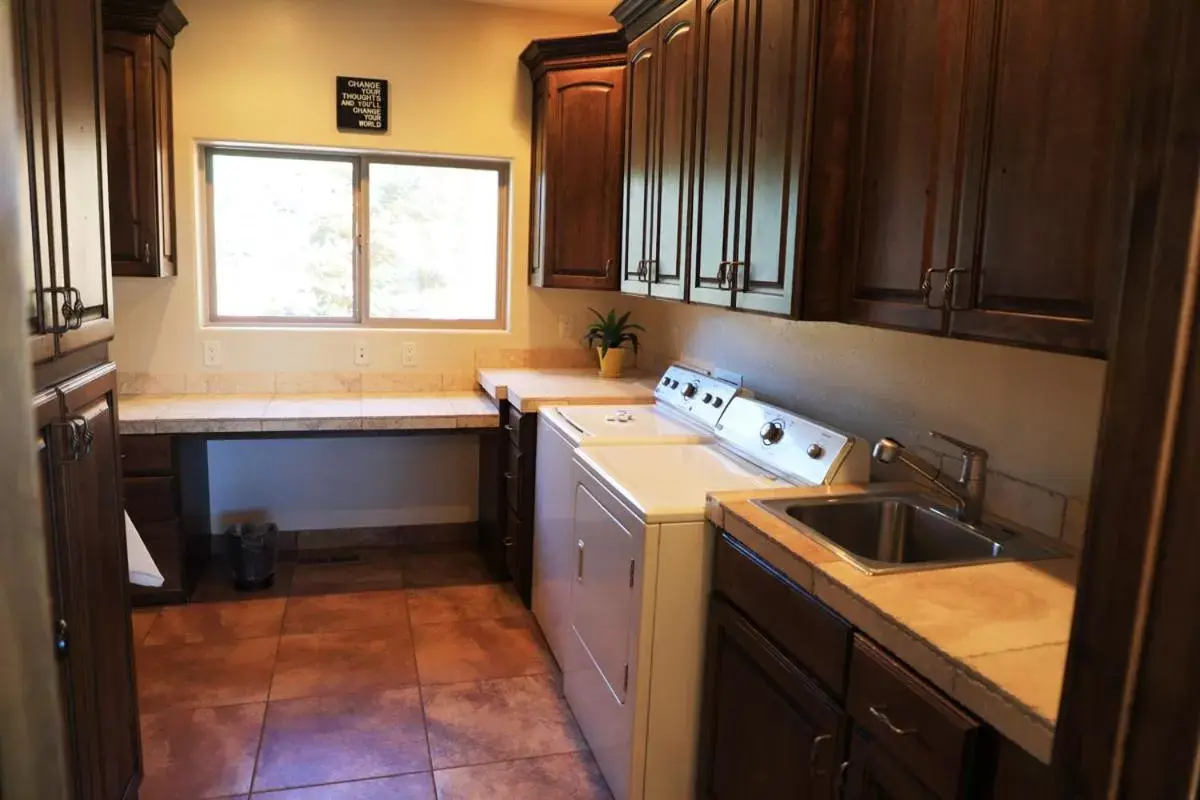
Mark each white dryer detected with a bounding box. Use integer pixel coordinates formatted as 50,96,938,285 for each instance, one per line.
566,396,870,800
534,364,742,669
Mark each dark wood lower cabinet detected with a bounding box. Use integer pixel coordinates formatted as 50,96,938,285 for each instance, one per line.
38,363,140,799
698,595,844,799
702,529,1049,800
843,727,941,800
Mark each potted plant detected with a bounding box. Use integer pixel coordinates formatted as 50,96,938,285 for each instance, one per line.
584,307,644,378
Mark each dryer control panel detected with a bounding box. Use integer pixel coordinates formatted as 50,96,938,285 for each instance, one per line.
653,364,741,430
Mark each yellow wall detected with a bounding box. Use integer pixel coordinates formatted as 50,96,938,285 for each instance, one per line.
111,0,618,375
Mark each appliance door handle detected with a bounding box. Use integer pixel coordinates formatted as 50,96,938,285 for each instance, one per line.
576,539,585,582
869,704,917,736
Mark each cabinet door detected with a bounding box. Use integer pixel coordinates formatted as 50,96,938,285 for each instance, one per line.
529,78,549,285
699,596,844,799
50,0,116,356
838,0,970,333
541,65,624,289
648,0,696,301
946,0,1143,355
690,0,745,309
843,728,940,800
103,31,155,276
732,0,819,316
621,27,657,295
21,0,115,358
52,364,141,800
151,35,177,274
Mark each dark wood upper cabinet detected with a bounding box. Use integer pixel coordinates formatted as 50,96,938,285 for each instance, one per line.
698,596,844,799
101,0,186,279
522,32,626,291
945,0,1145,355
834,0,1144,355
620,26,657,294
838,0,969,334
689,0,743,309
621,1,696,301
18,0,118,361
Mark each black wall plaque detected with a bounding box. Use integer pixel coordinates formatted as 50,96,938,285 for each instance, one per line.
337,76,388,133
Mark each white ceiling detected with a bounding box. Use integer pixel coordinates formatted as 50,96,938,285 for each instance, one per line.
461,0,616,21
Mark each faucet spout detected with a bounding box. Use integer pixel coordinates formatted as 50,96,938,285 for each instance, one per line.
872,433,989,524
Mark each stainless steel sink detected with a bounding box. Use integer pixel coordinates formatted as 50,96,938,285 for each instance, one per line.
751,493,1066,575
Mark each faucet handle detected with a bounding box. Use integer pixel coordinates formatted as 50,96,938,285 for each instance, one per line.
929,430,989,458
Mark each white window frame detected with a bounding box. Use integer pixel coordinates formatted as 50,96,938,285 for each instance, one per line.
202,144,510,330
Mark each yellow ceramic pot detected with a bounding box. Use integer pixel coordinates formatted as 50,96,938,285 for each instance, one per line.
597,347,626,378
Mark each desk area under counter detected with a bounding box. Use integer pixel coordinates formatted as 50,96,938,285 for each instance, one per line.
117,391,502,605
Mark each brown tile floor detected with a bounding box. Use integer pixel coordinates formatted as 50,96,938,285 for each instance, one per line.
132,546,611,799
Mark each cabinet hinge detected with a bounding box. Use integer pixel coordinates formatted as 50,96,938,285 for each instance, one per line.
622,663,629,694
629,559,635,588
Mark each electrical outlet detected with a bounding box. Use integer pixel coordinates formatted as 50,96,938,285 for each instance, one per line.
402,341,417,367
203,341,221,367
558,314,572,340
354,341,369,366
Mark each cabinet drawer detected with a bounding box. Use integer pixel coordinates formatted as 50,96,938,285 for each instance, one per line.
505,405,537,451
124,476,179,524
121,434,173,474
847,635,982,800
713,532,852,695
505,445,534,516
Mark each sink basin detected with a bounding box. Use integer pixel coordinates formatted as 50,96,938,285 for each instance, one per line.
751,493,1066,575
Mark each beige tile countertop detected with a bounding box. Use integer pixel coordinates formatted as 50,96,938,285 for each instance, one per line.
118,392,500,435
475,368,659,413
706,483,1077,765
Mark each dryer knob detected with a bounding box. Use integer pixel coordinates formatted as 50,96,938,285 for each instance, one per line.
760,421,785,446
682,382,699,399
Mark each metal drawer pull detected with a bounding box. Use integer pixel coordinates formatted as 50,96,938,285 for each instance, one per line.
504,472,516,480
715,261,730,289
943,266,970,311
504,424,516,433
502,536,514,547
576,539,585,582
808,733,832,778
869,705,917,736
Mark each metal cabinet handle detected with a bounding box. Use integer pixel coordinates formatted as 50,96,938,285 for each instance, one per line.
808,733,832,778
943,266,970,311
59,287,84,331
576,538,585,582
604,257,614,276
869,704,917,736
504,472,516,480
502,536,514,547
715,261,730,289
54,618,68,658
645,259,658,282
835,760,851,798
143,242,151,263
503,424,516,433
920,267,947,309
727,261,744,293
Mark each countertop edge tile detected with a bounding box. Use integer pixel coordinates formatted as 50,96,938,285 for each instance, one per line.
952,665,1056,764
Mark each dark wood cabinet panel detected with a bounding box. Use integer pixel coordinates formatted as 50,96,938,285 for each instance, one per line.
699,596,844,799
732,0,819,316
689,0,743,309
45,364,141,800
838,0,969,334
946,0,1143,355
621,27,658,294
18,0,116,361
648,0,695,301
522,33,626,291
844,728,942,800
540,66,624,288
101,0,184,279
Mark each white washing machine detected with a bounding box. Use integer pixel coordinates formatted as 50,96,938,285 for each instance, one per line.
566,396,870,800
534,364,742,669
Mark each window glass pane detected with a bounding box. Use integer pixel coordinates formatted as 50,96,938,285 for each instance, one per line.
368,162,500,321
211,153,355,319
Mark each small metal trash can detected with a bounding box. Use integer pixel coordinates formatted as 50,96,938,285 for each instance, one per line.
225,523,279,591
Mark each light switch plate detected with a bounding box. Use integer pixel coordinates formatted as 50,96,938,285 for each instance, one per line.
203,341,221,367
402,341,417,367
354,341,369,366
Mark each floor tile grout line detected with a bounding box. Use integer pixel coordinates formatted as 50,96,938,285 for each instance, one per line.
246,637,278,798
232,767,434,798
403,586,439,789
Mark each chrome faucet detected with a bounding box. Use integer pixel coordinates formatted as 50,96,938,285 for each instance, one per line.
872,431,989,524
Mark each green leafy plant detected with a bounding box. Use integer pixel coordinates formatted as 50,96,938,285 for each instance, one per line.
583,308,644,357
